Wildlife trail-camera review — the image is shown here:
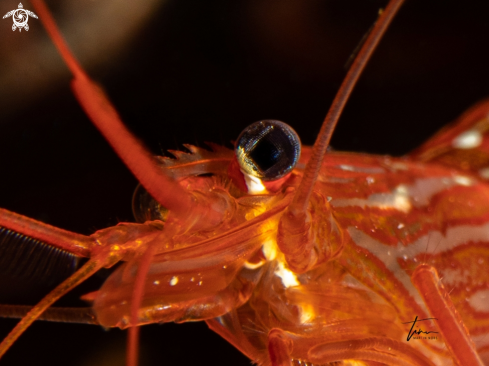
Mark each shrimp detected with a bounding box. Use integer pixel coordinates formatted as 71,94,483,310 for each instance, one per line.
1,1,489,365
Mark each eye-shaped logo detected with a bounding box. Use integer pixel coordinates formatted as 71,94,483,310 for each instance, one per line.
3,3,38,32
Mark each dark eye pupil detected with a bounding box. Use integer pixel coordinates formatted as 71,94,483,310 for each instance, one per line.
249,135,281,171
235,120,301,181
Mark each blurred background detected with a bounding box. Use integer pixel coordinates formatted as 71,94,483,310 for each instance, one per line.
1,0,489,365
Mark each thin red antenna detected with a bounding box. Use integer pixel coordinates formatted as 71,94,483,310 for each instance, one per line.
30,0,225,227
289,0,404,217
0,256,111,358
29,0,83,79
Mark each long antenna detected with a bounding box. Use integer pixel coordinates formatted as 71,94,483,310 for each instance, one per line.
288,0,404,218
30,0,226,228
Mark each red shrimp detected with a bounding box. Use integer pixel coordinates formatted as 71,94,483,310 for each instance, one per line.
1,1,489,365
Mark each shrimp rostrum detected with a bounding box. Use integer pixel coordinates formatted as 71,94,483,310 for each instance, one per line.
1,0,489,365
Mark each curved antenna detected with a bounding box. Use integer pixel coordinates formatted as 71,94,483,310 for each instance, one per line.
288,0,405,218
30,0,224,227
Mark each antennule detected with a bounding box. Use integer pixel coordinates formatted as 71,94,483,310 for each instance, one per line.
278,0,405,272
290,0,405,217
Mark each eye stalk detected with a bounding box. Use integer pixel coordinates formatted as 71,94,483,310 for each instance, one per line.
235,120,301,182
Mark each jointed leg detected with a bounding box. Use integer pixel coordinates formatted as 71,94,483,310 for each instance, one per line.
0,208,95,257
412,264,484,366
127,244,157,366
309,337,435,366
0,305,98,325
268,329,293,366
268,328,435,366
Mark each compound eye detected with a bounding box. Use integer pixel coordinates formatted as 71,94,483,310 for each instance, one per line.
132,184,168,223
235,120,301,181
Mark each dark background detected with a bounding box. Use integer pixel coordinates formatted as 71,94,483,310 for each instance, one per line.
1,0,489,365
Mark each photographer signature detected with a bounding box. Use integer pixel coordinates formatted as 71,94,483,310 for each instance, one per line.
402,316,439,341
